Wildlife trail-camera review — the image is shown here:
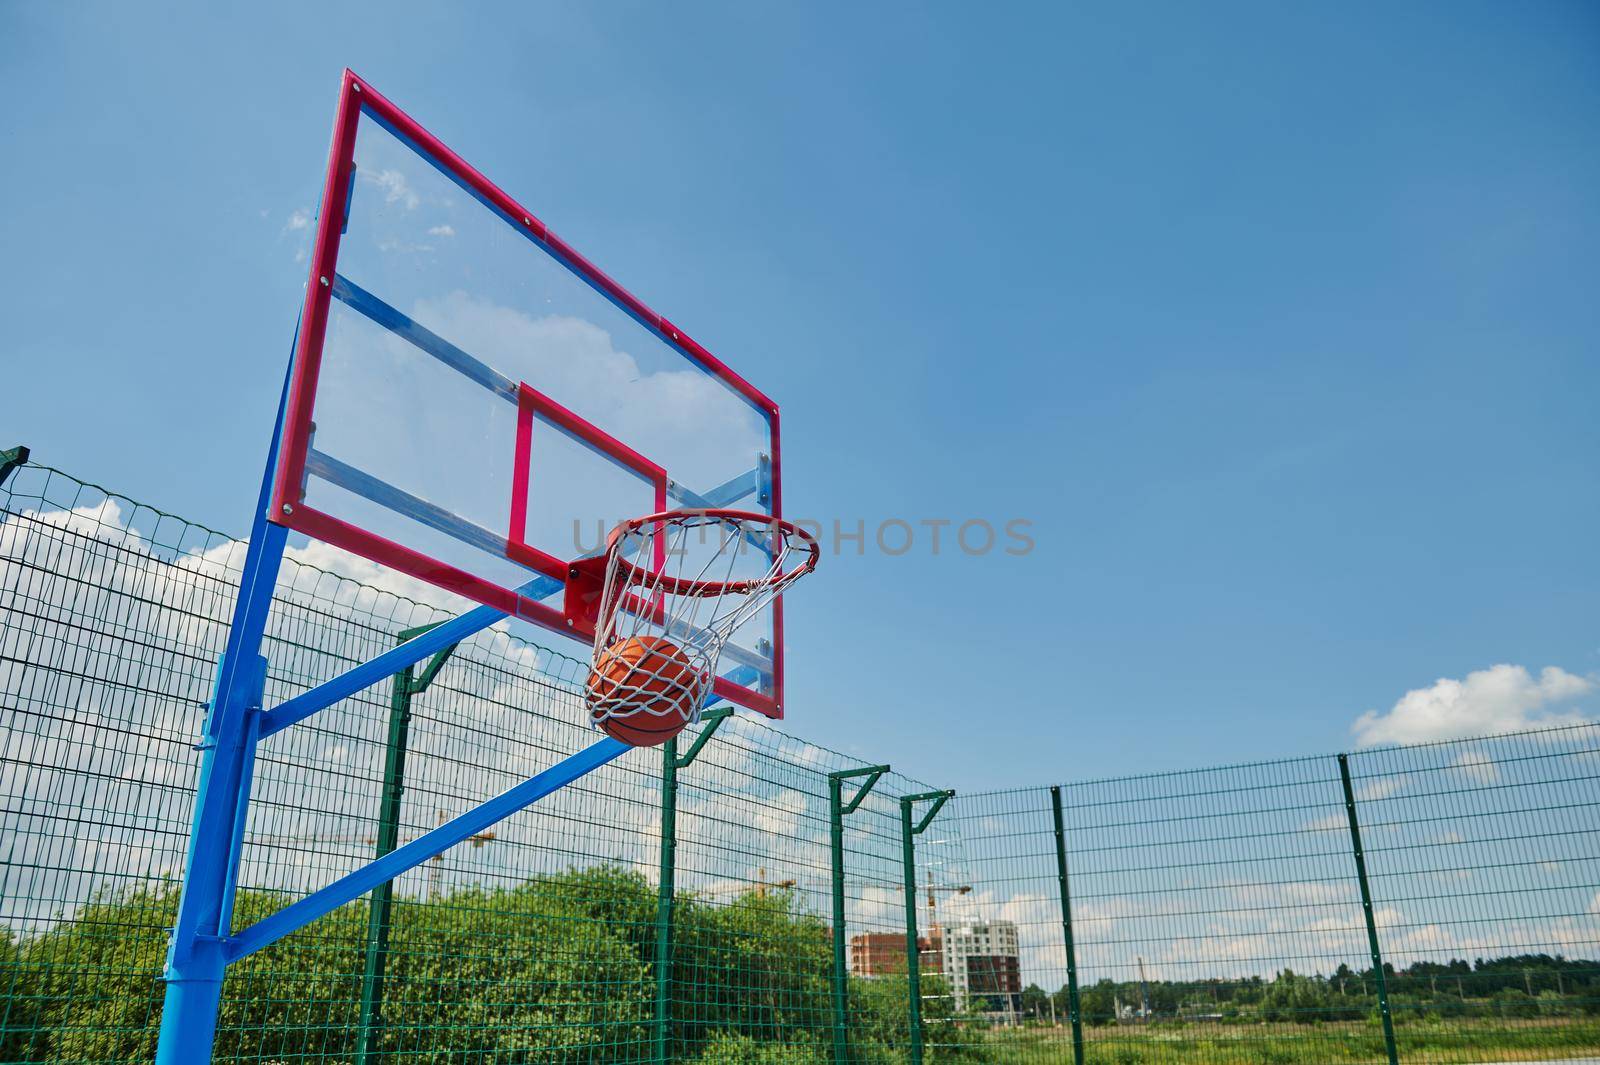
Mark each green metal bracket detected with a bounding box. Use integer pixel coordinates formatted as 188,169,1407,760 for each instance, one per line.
0,445,30,490
397,620,446,643
409,647,456,694
673,707,734,770
397,621,459,696
833,764,889,815
1338,754,1399,1065
900,789,954,1065
355,622,459,1065
827,763,892,1065
906,789,952,836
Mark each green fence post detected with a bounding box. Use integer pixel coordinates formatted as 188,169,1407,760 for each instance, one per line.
828,764,890,1065
1049,786,1086,1065
1338,753,1399,1065
0,445,29,489
654,708,733,1065
900,789,954,1065
356,623,457,1065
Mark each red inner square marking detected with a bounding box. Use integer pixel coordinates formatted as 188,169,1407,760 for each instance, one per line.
506,381,668,576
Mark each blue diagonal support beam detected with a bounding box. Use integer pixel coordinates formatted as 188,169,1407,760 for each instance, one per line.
308,450,541,572
225,737,630,960
667,473,775,556
669,468,760,509
262,599,513,738
333,276,518,402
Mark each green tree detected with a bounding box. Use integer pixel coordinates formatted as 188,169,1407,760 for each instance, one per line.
669,887,831,1056
1080,979,1120,1026
686,1029,829,1064
378,876,651,1062
1020,982,1050,1021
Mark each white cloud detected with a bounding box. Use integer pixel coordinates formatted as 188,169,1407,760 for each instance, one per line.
752,795,803,840
376,238,434,255
286,208,312,232
1302,811,1348,832
427,224,456,237
280,535,470,614
1351,664,1594,747
362,168,420,210
1356,776,1403,803
1450,751,1500,784
847,884,903,929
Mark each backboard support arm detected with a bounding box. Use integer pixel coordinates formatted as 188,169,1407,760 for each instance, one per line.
225,735,628,961
260,599,513,737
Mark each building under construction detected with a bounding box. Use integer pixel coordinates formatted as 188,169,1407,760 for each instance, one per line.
941,921,1023,1017
849,932,944,976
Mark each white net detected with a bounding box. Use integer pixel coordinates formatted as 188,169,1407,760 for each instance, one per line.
586,510,818,735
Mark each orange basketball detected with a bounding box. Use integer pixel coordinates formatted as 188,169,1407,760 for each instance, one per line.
585,636,701,747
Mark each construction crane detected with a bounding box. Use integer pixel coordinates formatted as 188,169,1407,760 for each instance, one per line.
689,867,798,898
755,867,797,897
1138,956,1151,1021
924,882,973,936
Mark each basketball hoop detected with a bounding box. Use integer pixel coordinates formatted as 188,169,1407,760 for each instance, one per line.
583,509,819,746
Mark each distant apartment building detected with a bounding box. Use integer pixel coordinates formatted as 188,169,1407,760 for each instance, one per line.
849,932,943,976
941,921,1022,1016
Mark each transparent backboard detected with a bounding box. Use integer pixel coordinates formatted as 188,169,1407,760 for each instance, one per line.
272,72,786,717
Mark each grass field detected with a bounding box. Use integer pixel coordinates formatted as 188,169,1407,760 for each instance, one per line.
942,1018,1600,1064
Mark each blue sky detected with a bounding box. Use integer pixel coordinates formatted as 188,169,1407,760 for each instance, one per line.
2,2,1596,790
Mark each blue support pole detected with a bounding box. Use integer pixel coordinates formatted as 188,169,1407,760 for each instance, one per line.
155,646,275,1062
155,351,295,1064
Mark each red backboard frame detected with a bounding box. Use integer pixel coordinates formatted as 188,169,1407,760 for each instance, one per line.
269,70,788,718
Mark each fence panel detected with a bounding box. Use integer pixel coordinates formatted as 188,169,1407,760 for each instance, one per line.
1347,726,1600,1063
951,758,1401,1064
0,466,233,1063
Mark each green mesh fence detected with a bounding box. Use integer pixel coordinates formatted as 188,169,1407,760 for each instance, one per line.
1,455,1597,1064
943,734,1600,1063
0,458,938,1063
